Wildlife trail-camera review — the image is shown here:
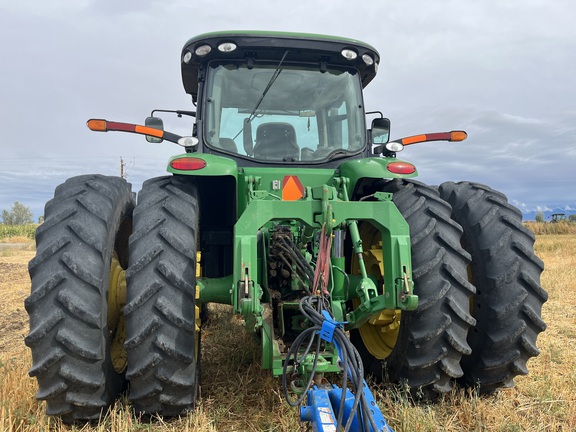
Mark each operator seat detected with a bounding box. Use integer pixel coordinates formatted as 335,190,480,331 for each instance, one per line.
217,137,238,153
253,123,299,161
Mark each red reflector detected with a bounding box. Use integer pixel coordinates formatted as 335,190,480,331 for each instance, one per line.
170,157,206,171
387,161,416,174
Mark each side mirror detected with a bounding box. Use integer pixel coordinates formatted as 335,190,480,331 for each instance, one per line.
370,117,391,144
145,117,164,143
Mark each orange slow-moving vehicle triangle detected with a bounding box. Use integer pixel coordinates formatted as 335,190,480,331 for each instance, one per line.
282,176,304,201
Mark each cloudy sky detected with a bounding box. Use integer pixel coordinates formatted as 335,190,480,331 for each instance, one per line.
1,0,574,221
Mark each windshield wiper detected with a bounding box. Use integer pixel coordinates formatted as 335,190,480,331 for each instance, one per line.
246,50,289,122
233,50,290,141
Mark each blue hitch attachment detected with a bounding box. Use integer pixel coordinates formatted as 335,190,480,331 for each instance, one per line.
300,383,394,431
299,312,394,431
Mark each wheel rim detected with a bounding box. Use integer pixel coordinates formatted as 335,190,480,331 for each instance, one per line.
108,251,128,373
352,223,401,359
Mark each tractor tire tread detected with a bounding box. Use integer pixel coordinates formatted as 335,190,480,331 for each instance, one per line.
125,175,199,416
439,181,547,394
25,174,133,420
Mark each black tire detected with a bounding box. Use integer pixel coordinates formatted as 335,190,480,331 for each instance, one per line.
125,175,200,416
351,179,476,397
25,175,134,422
439,181,547,393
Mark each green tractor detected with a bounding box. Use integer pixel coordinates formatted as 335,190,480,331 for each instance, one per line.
25,31,547,426
550,213,567,223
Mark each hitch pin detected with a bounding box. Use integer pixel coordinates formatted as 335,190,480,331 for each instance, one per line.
244,268,250,297
402,267,411,301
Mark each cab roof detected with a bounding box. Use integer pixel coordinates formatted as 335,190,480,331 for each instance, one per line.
181,30,380,102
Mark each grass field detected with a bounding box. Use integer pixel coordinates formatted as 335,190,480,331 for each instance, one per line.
524,221,576,235
1,235,575,431
0,224,37,242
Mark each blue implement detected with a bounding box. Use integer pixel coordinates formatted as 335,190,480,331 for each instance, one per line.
300,384,394,432
300,386,338,432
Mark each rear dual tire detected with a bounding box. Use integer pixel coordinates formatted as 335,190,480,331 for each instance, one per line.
352,179,547,397
25,175,134,422
439,181,547,393
26,174,201,421
124,175,200,416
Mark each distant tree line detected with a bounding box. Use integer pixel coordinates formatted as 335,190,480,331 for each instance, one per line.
1,201,35,225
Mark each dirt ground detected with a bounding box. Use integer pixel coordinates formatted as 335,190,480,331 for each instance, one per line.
0,249,35,357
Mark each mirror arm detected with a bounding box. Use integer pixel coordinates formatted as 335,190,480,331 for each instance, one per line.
366,110,384,118
150,109,196,118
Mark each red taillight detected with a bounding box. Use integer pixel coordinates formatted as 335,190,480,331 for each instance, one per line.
170,157,206,171
387,161,416,174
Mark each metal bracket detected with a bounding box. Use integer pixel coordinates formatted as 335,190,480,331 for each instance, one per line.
318,311,347,343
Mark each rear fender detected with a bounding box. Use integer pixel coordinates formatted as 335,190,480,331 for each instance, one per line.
339,157,417,197
167,153,238,179
168,154,239,279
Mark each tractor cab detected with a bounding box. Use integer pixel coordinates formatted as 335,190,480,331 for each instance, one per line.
550,213,567,222
177,31,387,166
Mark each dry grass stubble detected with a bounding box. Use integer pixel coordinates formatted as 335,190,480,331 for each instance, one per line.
1,236,575,431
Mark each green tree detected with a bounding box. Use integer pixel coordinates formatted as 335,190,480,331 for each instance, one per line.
535,211,545,223
569,214,576,223
1,201,33,225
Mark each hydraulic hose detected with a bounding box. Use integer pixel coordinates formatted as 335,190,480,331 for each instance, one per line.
282,295,379,432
